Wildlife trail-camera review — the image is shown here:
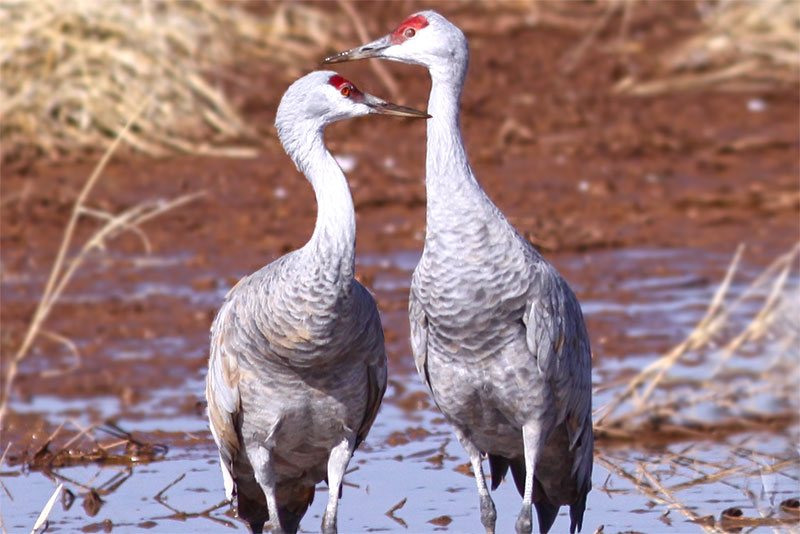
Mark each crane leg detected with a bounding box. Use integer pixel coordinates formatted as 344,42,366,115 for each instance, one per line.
515,423,544,534
322,435,355,534
454,427,496,534
248,444,284,534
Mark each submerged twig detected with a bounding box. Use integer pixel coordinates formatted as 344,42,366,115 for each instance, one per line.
153,475,235,529
154,473,186,508
386,497,409,528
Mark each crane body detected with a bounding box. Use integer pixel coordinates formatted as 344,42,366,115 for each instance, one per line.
205,71,427,534
327,11,593,534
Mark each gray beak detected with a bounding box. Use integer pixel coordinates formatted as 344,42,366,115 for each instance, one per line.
324,35,392,64
362,92,430,119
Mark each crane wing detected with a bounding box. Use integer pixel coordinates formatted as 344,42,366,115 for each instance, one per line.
206,296,244,501
408,287,432,393
524,267,593,489
355,360,386,449
354,285,388,449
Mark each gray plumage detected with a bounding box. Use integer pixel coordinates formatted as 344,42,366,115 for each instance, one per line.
326,11,593,534
205,70,429,534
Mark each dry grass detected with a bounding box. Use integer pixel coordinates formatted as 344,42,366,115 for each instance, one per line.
2,1,795,162
615,0,800,94
0,104,204,428
494,0,798,93
595,243,800,441
0,0,340,161
597,435,800,533
30,483,62,534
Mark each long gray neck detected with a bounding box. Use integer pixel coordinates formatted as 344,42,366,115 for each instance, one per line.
425,60,491,230
283,121,355,280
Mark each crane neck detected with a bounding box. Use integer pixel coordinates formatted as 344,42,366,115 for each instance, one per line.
425,58,491,223
281,119,356,279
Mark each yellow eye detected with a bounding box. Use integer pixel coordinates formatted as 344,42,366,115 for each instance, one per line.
404,27,415,38
341,86,351,97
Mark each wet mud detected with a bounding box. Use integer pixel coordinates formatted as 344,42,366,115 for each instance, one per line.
1,1,798,532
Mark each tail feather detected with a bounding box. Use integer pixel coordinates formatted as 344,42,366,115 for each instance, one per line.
509,457,526,497
488,450,590,534
276,484,315,534
236,487,268,534
534,499,559,534
487,454,509,491
533,476,559,534
569,489,588,533
233,479,315,534
488,455,527,495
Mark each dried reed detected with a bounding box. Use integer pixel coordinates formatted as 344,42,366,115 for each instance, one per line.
30,483,62,534
0,103,204,427
615,0,800,94
0,0,340,160
495,0,798,93
595,242,800,441
597,433,800,533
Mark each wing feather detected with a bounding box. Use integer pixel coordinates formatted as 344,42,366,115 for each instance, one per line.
524,265,593,492
354,284,388,448
409,287,431,393
206,297,243,501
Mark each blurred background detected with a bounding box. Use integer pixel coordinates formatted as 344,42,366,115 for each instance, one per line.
1,1,798,532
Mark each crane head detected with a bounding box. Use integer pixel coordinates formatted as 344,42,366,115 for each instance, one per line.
327,74,430,119
276,71,428,131
323,10,468,73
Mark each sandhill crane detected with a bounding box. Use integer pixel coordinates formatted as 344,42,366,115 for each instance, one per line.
326,11,593,534
205,70,428,534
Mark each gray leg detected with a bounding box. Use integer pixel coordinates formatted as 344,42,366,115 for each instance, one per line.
515,424,543,534
454,428,496,534
322,435,355,534
248,444,283,534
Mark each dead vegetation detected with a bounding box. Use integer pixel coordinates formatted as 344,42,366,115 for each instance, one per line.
0,0,341,161
614,0,800,95
595,242,800,442
496,0,799,93
11,420,167,470
597,434,800,534
0,106,204,428
1,1,796,162
591,243,800,530
3,420,167,531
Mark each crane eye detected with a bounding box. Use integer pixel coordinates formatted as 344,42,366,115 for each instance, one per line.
403,27,415,38
340,86,351,97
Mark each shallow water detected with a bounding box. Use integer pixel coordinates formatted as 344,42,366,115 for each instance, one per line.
3,246,799,533
4,412,798,533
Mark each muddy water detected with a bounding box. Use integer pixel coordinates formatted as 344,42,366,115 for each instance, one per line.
2,244,798,533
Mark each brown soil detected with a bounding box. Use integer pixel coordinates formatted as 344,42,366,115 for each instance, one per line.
1,1,798,457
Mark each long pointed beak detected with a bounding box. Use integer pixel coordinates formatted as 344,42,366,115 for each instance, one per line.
362,92,430,119
324,35,392,64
